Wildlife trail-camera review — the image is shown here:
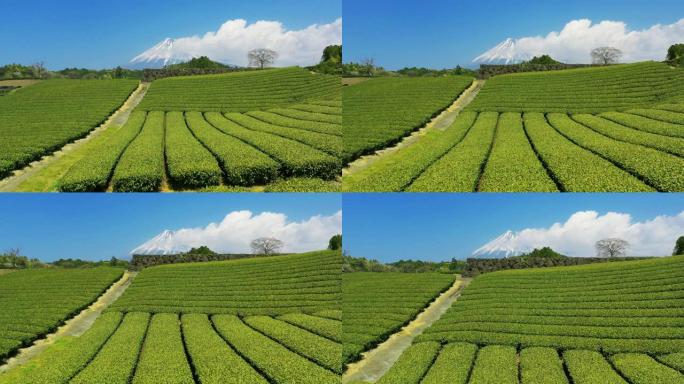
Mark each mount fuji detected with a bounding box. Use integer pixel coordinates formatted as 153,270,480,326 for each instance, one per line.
473,38,531,64
130,230,189,255
127,38,189,69
471,230,530,258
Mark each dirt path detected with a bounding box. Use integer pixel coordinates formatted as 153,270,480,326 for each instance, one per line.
343,80,485,176
0,271,136,373
0,83,149,192
343,277,471,383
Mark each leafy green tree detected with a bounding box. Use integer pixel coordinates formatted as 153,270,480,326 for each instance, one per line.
186,246,217,255
328,234,342,250
674,236,684,256
321,45,342,64
667,44,684,61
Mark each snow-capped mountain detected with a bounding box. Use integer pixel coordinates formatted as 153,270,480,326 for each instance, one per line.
473,38,531,64
128,38,189,69
130,230,189,255
471,230,530,258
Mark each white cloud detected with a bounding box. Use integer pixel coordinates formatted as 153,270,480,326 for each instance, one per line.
474,210,684,257
131,210,342,255
475,18,684,64
131,18,342,67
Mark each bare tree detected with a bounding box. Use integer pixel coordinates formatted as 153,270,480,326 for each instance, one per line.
248,48,278,69
596,238,630,258
31,62,47,78
361,57,376,77
250,237,284,255
591,47,623,65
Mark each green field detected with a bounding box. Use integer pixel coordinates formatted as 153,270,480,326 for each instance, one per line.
0,268,124,362
54,67,341,192
373,256,684,383
343,76,473,163
344,62,684,192
342,272,455,364
0,251,342,384
0,79,138,179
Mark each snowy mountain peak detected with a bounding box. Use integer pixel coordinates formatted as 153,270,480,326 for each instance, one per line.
130,229,188,255
129,37,187,68
471,230,529,259
473,38,530,64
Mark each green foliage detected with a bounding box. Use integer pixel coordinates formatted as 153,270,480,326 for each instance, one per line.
321,45,342,64
111,250,341,315
469,62,684,113
70,312,149,384
343,76,474,162
111,111,165,192
181,313,268,383
244,316,342,373
599,111,684,138
396,66,478,77
138,67,340,112
213,315,339,384
376,342,441,384
610,353,684,383
548,113,684,191
407,112,498,192
419,256,684,354
520,347,569,384
469,345,518,384
165,111,222,188
165,56,229,70
675,236,684,256
264,178,340,192
0,249,45,269
343,111,478,192
523,113,652,192
667,44,684,63
58,111,146,192
131,313,194,384
343,272,455,363
185,111,279,186
0,268,123,361
328,234,342,250
205,112,340,180
278,313,341,342
563,350,627,384
526,55,561,65
478,112,558,192
185,246,217,255
0,312,123,384
0,79,138,179
52,257,128,268
421,342,477,384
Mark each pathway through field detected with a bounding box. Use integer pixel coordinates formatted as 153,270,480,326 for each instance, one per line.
343,277,471,383
0,271,137,373
0,83,149,192
343,80,485,176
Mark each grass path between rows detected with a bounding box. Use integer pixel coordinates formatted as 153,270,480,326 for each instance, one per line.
0,271,137,373
0,83,149,192
343,80,485,177
343,277,470,383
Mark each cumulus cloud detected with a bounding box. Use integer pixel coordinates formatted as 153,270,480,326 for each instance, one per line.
475,18,684,63
131,210,342,255
474,210,684,257
131,18,342,67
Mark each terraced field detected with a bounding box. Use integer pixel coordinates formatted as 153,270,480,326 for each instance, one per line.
0,79,138,179
0,268,124,362
342,272,455,365
344,62,684,192
0,251,342,384
372,256,684,384
343,76,474,163
13,67,341,192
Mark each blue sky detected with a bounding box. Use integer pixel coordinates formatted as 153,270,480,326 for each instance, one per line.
343,194,684,262
0,194,340,262
344,0,684,69
0,0,340,69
